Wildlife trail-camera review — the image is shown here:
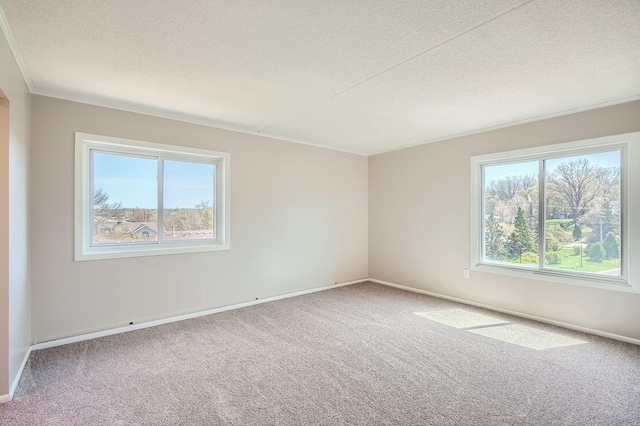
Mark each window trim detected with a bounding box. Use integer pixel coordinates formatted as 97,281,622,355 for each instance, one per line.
470,132,640,293
75,132,230,261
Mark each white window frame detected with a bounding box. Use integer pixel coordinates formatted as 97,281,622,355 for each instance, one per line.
75,132,230,261
470,132,640,293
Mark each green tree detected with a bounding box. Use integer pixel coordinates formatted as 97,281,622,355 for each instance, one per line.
547,158,609,224
600,200,620,237
507,207,535,261
602,232,620,259
572,224,582,241
485,215,505,260
546,225,572,251
487,175,537,200
588,242,606,263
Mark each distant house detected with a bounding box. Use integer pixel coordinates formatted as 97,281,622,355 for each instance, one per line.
133,224,157,239
102,221,213,241
113,222,158,240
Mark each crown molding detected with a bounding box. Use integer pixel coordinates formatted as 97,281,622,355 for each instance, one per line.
0,3,34,92
368,94,640,156
31,88,368,156
23,89,640,160
29,89,640,158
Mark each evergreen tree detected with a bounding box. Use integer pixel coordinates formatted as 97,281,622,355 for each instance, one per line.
485,215,505,261
507,207,535,260
572,224,582,241
588,242,606,262
507,231,523,260
600,200,620,237
602,232,620,259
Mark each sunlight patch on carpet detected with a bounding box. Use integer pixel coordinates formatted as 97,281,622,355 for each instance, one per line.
468,324,587,350
415,309,509,329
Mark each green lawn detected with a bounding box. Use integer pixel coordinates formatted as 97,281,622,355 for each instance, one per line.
545,218,572,225
502,246,620,274
547,246,620,273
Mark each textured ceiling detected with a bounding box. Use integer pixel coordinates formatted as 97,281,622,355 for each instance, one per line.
1,0,639,155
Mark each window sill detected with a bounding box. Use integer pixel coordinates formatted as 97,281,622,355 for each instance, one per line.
471,263,639,294
75,242,230,261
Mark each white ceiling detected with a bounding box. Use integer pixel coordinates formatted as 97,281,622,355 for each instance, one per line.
1,0,639,155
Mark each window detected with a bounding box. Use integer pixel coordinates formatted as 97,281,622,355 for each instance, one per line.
471,132,640,292
75,133,230,260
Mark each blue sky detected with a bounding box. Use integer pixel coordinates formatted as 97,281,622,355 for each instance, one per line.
545,150,620,174
484,160,538,185
93,153,214,209
484,150,620,185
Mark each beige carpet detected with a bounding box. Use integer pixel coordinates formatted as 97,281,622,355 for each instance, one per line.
1,282,639,425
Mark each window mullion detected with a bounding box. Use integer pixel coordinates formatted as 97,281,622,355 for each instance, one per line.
538,159,545,271
157,158,164,244
213,162,219,242
88,149,96,247
481,165,489,263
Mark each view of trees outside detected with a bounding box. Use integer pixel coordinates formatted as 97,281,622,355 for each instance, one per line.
163,160,215,241
483,150,621,276
91,152,215,245
484,160,539,266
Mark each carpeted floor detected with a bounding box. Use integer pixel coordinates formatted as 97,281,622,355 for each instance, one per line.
1,282,639,425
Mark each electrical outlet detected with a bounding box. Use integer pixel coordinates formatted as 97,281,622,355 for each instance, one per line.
463,269,470,279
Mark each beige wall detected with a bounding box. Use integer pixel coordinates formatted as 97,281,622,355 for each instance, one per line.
0,92,8,398
19,70,640,356
30,95,368,343
369,100,640,340
0,30,31,396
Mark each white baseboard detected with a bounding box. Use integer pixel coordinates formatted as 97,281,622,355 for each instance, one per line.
32,278,369,351
10,347,32,400
0,346,32,404
370,278,640,346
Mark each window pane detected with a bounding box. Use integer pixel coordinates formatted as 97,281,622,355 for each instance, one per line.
92,152,158,245
482,161,539,267
163,160,215,241
544,150,621,276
